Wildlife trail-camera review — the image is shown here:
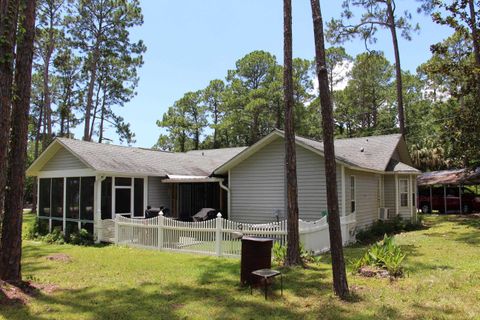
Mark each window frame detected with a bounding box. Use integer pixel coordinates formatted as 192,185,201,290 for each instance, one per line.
111,176,146,219
350,175,356,214
399,178,409,207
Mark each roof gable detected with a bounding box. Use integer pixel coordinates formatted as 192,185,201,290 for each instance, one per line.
27,138,246,177
214,130,411,175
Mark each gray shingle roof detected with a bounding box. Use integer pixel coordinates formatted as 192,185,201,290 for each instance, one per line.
386,159,421,173
56,138,245,177
294,132,405,172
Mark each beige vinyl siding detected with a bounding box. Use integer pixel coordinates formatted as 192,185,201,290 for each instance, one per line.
147,177,171,209
346,169,379,229
230,138,285,223
230,137,343,223
42,147,88,171
296,145,343,221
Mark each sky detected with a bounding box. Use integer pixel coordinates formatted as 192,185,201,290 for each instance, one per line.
90,0,454,148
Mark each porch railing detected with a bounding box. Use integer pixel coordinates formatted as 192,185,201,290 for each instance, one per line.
113,213,356,257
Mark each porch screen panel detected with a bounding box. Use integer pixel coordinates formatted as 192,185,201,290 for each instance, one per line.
38,178,51,217
115,188,131,214
133,178,144,217
66,177,80,219
51,178,64,218
101,177,112,219
65,220,79,237
80,177,95,221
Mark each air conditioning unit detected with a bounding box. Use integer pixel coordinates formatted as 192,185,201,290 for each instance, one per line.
378,208,391,221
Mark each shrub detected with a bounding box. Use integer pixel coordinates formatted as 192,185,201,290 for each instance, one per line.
273,242,321,266
42,227,65,244
68,228,94,246
355,215,422,244
25,217,49,239
351,235,406,277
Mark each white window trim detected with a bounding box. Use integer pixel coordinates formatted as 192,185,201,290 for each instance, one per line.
350,175,356,214
111,176,147,219
399,178,409,208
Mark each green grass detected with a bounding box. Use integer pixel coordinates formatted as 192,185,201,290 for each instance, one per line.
2,213,480,319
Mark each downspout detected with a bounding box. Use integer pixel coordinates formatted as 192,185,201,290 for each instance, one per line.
219,171,230,217
341,165,346,216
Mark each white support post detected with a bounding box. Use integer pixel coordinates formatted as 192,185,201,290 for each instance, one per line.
114,214,119,244
215,212,222,257
341,165,346,216
94,176,104,243
158,212,164,249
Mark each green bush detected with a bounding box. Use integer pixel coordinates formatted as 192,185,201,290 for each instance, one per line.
356,215,422,244
68,228,94,246
26,218,94,246
273,242,321,266
351,235,406,277
25,217,49,239
42,227,65,244
273,242,287,265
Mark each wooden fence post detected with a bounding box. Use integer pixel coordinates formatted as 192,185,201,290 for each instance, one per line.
216,212,222,256
158,212,164,249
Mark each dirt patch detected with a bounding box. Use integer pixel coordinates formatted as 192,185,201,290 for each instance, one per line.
0,280,59,306
46,253,72,263
358,266,390,278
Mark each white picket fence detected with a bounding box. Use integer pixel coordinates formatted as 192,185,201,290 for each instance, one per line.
113,213,357,257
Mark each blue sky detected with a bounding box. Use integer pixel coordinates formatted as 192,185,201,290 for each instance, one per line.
93,0,453,148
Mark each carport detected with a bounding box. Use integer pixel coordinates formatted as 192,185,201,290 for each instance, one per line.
417,168,480,214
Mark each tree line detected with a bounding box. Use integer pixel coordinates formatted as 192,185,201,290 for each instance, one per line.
0,0,145,282
155,25,480,173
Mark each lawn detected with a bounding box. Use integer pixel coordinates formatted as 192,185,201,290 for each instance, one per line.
1,213,480,320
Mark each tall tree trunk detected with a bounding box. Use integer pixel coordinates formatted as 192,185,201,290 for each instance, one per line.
31,102,43,214
42,52,52,139
310,0,349,299
98,93,106,143
0,0,19,231
386,0,405,136
283,0,301,266
0,0,36,282
213,103,218,148
83,48,99,141
468,0,480,100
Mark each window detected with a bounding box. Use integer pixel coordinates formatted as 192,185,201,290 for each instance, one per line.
350,176,356,213
399,179,408,207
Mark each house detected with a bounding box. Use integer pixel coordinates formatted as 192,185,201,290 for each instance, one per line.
26,130,421,242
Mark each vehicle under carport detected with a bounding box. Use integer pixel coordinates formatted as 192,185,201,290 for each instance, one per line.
417,168,480,214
